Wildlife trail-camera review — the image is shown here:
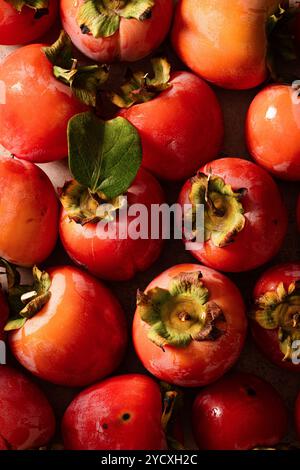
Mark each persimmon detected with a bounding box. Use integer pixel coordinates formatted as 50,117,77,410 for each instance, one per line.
172,0,281,89
0,155,58,267
6,265,128,387
0,0,58,45
60,0,173,62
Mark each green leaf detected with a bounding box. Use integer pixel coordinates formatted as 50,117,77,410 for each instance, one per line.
110,58,171,108
0,261,52,332
44,31,109,106
5,0,48,13
43,30,73,69
4,317,27,332
60,179,127,225
53,64,109,107
32,266,51,294
20,291,51,319
76,0,154,38
77,1,120,38
68,112,142,199
189,173,246,248
136,272,225,349
119,0,154,20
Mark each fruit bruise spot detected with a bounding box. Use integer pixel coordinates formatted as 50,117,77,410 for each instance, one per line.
102,423,108,429
121,413,131,422
34,8,49,19
245,386,257,397
80,24,91,34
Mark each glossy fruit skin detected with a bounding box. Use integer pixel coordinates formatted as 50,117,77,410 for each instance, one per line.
59,168,165,281
120,72,224,181
62,374,167,450
179,158,287,272
0,366,55,450
246,85,300,181
251,263,300,372
9,266,127,387
0,155,58,267
171,0,279,90
192,372,288,450
296,392,300,441
0,0,58,45
0,289,8,341
60,0,173,63
0,44,87,163
133,264,247,387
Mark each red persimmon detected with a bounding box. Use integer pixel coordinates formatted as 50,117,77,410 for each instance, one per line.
178,158,287,272
0,365,55,450
62,374,167,450
0,44,87,163
133,264,247,387
0,0,58,45
246,84,300,181
59,168,165,281
119,71,224,181
251,263,300,371
60,0,173,63
172,0,280,90
192,372,288,450
8,265,127,386
0,155,58,267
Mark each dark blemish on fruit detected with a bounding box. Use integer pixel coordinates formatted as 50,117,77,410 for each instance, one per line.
34,8,49,19
102,423,108,429
122,413,131,421
245,386,256,397
80,24,90,34
272,219,278,225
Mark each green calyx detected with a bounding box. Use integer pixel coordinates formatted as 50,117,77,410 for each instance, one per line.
110,58,171,108
5,0,49,17
252,281,300,362
0,259,51,332
60,179,127,225
61,112,142,223
137,271,226,349
77,0,155,38
189,172,246,248
267,3,299,81
43,31,109,106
